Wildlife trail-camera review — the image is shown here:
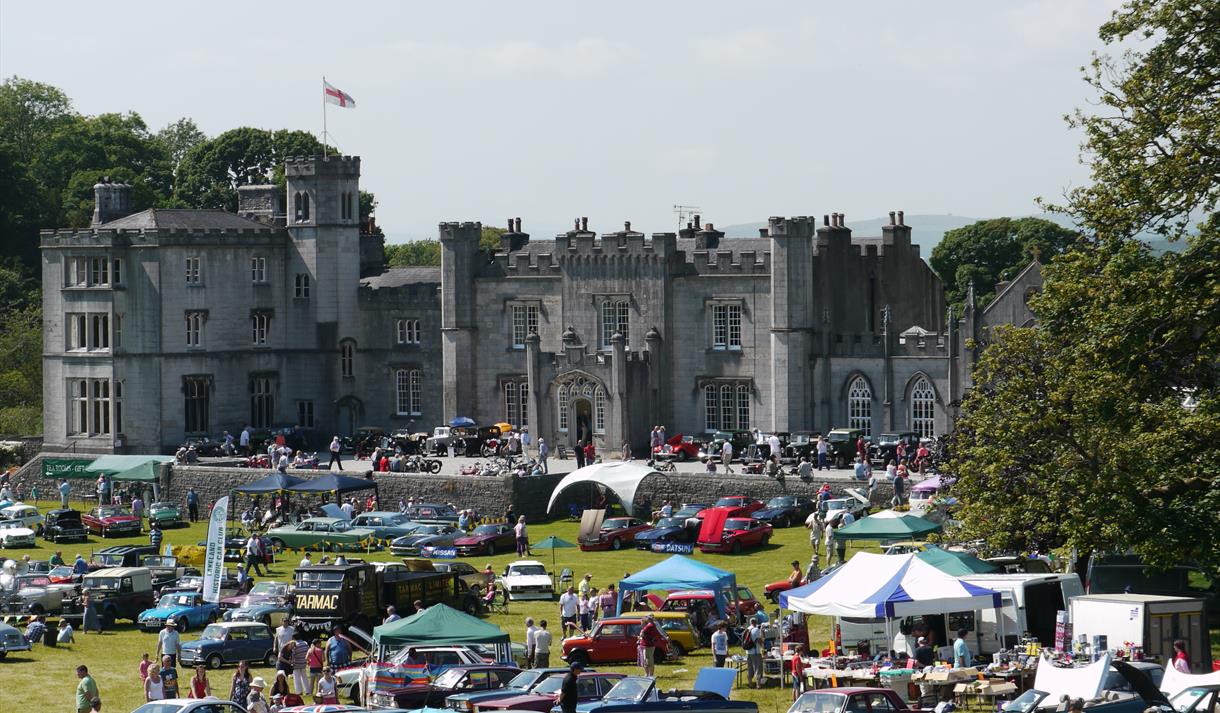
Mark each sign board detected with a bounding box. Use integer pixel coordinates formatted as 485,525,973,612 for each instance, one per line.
42,457,93,479
651,542,695,554
421,547,457,559
202,496,229,603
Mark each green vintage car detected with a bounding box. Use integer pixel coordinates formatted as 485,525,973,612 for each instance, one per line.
148,501,185,528
265,517,376,552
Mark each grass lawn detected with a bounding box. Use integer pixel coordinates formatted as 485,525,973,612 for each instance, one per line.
2,498,865,712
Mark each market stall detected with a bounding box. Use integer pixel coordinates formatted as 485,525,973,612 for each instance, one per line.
373,602,511,657
832,509,942,541
544,461,661,519
285,473,379,503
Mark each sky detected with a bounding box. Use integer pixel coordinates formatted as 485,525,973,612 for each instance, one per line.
1,1,1127,242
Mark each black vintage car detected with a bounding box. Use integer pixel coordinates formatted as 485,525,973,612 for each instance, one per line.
869,432,921,465
43,509,89,543
697,430,755,462
826,428,867,468
780,431,822,464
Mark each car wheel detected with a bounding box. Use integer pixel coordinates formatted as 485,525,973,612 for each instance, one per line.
568,650,589,667
209,611,219,623
0,650,6,660
177,618,189,633
669,641,685,658
29,603,45,616
269,538,285,552
762,535,771,547
264,650,277,667
731,541,743,555
207,653,224,670
610,538,622,551
486,542,495,556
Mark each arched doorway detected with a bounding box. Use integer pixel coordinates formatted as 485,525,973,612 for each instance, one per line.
335,396,362,437
574,398,592,447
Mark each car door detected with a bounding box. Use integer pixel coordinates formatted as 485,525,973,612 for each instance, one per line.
248,625,273,662
224,626,249,662
591,623,629,662
497,526,514,549
865,692,898,713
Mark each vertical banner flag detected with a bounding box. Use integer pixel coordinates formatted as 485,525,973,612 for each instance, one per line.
202,496,228,603
323,80,357,108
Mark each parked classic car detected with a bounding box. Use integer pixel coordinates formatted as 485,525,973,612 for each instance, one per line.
349,511,422,540
445,667,575,712
1,573,79,615
501,560,555,601
79,566,157,626
90,545,159,570
265,517,375,551
822,492,870,525
47,565,77,583
651,435,701,462
659,589,763,629
561,617,670,666
825,428,867,468
82,505,142,537
148,501,185,528
140,555,188,589
618,612,700,656
563,670,744,713
401,503,461,525
219,580,291,610
42,509,88,543
138,591,222,632
695,496,764,520
869,432,921,466
789,688,918,713
633,518,698,550
0,621,31,658
697,430,754,462
780,431,822,464
178,621,277,669
454,523,515,556
1169,685,1220,713
171,573,241,599
425,560,490,593
370,664,521,710
697,517,773,554
0,519,36,548
226,603,292,628
1,503,43,533
479,672,627,712
580,517,652,552
390,524,458,556
752,496,817,528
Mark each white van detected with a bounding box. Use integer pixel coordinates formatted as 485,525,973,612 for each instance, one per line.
836,573,1083,657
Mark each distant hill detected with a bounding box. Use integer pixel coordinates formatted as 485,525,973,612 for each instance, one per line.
720,213,1184,255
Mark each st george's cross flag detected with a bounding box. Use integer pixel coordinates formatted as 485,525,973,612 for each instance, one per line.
323,79,356,108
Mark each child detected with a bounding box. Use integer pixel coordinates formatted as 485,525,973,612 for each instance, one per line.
139,652,153,681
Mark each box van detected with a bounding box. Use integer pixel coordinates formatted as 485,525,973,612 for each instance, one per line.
1085,554,1219,619
836,573,1083,657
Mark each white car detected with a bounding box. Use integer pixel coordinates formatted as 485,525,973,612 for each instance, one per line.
337,642,484,705
0,503,42,534
131,698,245,713
0,520,36,548
0,621,32,658
501,560,555,601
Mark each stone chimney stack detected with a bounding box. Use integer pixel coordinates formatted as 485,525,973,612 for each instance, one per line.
882,209,912,249
694,220,724,250
91,177,135,226
499,216,530,252
238,184,285,226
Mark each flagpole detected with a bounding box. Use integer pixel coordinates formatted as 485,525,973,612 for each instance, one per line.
322,76,328,158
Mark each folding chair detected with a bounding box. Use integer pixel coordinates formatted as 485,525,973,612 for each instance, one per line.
483,584,508,614
558,568,574,589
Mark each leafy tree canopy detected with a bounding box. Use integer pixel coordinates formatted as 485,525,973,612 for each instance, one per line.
929,217,1079,308
950,0,1220,572
174,127,334,212
384,227,508,267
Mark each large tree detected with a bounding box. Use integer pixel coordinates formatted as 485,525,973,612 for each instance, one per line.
930,217,1079,308
174,127,334,212
950,0,1220,571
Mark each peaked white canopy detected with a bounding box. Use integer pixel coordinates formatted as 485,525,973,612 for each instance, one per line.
545,461,661,519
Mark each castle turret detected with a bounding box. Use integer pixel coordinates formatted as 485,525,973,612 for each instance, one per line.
285,155,362,330
91,178,134,226
440,221,482,419
768,215,816,431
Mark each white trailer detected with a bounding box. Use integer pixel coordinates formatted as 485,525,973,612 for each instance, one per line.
1069,593,1210,672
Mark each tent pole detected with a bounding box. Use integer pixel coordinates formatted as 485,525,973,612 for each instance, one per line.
885,616,893,659
997,601,1006,655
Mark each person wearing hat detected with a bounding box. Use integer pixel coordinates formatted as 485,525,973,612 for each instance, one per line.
246,676,269,713
559,661,584,713
913,636,935,668
158,619,181,667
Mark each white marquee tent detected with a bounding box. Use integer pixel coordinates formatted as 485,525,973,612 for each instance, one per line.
544,461,660,519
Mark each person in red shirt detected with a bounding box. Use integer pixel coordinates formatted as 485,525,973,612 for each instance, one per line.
638,615,665,676
791,644,807,700
584,441,596,464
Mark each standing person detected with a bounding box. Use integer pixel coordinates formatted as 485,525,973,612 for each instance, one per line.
721,439,734,474
865,463,877,502
315,668,340,705
514,516,529,557
524,617,538,668
538,438,549,474
76,665,101,713
804,511,824,556
711,622,729,667
245,533,266,577
81,591,100,633
275,619,296,654
621,441,631,461
891,470,906,507
578,590,592,632
816,436,829,471
186,488,200,523
1172,640,1191,673
584,440,595,464
59,479,71,509
559,586,580,636
230,660,253,706
306,639,325,699
160,654,180,699
326,627,351,669
534,620,553,666
768,433,782,461
240,425,252,456
952,629,973,669
291,632,310,696
188,665,212,698
599,584,616,619
638,614,664,677
328,436,343,470
145,665,165,701
131,493,145,526
158,619,181,666
574,439,586,469
149,520,163,550
558,662,584,713
834,522,848,565
744,616,764,688
791,643,808,700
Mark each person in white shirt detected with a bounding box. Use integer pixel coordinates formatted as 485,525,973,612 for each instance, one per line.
767,433,781,460
720,441,734,474
299,554,312,568
558,587,580,636
524,618,538,668
275,621,296,652
710,622,729,667
804,511,824,556
340,500,354,519
533,620,553,667
659,501,673,519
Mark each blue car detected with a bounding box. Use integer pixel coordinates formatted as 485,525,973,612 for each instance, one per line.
446,668,574,712
138,592,221,632
752,495,816,528
178,621,277,669
390,524,459,556
634,518,697,551
225,603,292,628
560,670,745,713
349,511,423,541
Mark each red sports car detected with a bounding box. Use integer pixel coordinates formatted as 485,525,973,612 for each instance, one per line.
651,434,701,462
697,515,773,554
82,505,142,537
659,588,763,626
454,523,517,556
694,496,764,520
579,517,652,551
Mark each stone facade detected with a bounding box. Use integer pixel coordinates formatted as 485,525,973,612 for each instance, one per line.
40,155,1032,456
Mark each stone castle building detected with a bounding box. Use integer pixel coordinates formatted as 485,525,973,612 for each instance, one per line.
39,154,1037,454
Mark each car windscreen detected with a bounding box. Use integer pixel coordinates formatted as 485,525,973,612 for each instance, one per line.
725,519,752,530
604,677,651,701
295,571,345,590
96,507,131,517
200,624,228,640
93,554,125,566
472,525,501,535
1169,688,1209,713
602,519,633,529
82,577,120,590
714,498,741,507
250,582,286,595
766,497,795,507
17,575,51,588
655,518,685,528
790,692,848,713
509,565,546,576
414,525,448,535
532,676,565,695
433,668,467,687
506,670,542,690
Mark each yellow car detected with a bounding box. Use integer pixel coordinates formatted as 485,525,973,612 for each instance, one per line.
619,611,701,656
